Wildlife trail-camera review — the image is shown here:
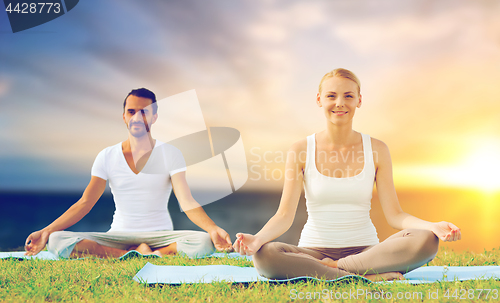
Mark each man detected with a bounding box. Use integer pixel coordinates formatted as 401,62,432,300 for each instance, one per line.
25,88,232,258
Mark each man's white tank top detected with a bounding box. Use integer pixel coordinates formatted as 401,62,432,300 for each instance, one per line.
298,133,380,248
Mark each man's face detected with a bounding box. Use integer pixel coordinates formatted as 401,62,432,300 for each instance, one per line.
123,95,157,138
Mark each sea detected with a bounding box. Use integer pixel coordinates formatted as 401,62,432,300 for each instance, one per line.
0,189,498,252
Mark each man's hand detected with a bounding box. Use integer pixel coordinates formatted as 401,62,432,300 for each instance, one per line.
430,221,461,242
24,230,50,256
233,233,262,256
209,226,233,252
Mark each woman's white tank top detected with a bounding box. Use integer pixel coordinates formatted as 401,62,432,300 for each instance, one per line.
297,133,380,248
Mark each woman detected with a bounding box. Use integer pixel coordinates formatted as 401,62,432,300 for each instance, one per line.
233,68,461,281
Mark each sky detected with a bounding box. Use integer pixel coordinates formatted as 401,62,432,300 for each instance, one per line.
1,0,500,192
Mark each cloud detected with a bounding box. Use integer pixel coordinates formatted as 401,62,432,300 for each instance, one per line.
2,0,500,191
0,77,10,97
332,3,500,56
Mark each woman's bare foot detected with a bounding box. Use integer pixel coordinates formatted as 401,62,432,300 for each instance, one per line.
296,253,339,268
318,257,338,268
364,272,405,282
296,252,403,281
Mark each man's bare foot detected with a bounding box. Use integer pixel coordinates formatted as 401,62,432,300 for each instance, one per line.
154,243,177,256
364,272,405,282
133,243,153,255
152,250,163,257
127,243,162,257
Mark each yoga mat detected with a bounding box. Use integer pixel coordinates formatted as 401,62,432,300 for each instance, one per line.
133,263,370,285
0,251,60,261
392,266,500,284
0,251,251,261
0,250,159,261
133,263,500,285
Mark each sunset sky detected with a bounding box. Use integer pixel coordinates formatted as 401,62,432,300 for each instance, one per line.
1,0,500,193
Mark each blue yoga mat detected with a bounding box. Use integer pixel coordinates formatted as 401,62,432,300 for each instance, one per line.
0,250,160,261
133,263,500,285
0,251,251,261
0,251,60,261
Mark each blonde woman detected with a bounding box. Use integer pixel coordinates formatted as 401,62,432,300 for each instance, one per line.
233,68,461,281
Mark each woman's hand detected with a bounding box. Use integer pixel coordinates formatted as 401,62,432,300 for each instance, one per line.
24,229,50,256
209,226,233,252
233,233,262,256
430,221,461,242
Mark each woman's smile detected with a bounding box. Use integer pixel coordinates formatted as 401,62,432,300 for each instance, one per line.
332,110,348,116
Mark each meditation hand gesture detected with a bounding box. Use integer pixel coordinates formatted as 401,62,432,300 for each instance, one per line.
209,226,233,252
233,233,262,256
430,221,461,242
24,229,50,256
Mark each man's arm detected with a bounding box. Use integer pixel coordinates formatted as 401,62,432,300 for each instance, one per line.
170,171,232,251
24,176,106,255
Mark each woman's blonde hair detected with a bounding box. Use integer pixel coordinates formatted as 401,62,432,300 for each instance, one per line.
318,68,361,94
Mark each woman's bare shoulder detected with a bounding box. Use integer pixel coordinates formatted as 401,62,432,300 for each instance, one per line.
369,136,391,166
290,138,307,152
370,137,389,152
287,138,308,165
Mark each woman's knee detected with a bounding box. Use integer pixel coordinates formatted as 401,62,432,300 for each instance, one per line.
253,242,290,278
404,229,439,258
253,242,284,269
420,230,439,258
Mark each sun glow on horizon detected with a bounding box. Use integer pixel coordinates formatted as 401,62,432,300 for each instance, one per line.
394,140,500,193
447,143,500,192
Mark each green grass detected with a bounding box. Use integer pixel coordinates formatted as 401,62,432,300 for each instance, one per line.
1,247,499,302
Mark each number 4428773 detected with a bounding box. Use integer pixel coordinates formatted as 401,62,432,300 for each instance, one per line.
443,289,498,300
5,3,61,14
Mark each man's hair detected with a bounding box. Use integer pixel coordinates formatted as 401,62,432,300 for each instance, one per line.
123,88,158,115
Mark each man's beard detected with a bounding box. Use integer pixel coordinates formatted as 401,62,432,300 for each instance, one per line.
128,122,149,138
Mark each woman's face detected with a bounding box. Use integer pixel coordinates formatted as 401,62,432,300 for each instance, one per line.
316,76,362,125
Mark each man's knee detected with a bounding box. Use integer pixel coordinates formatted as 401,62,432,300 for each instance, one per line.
177,232,214,258
47,231,74,247
198,232,214,253
47,231,82,258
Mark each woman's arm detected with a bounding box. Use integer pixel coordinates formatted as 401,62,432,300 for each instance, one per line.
234,140,306,255
373,139,461,242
